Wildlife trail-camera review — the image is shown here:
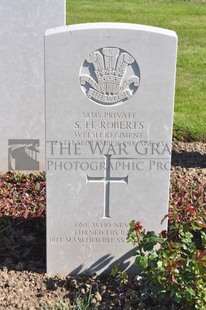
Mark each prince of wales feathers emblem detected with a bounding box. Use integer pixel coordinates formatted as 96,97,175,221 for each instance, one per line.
80,47,140,105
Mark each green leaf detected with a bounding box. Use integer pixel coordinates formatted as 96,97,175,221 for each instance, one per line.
135,255,148,269
157,261,163,269
130,220,136,230
173,291,182,303
185,288,196,301
182,244,188,250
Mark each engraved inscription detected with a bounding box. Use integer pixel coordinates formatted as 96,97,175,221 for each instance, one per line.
49,222,129,244
80,47,140,106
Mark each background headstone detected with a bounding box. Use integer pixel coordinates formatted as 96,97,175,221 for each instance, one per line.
0,0,65,171
45,23,177,275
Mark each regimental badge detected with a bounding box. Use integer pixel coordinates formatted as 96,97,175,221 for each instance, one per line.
80,47,140,106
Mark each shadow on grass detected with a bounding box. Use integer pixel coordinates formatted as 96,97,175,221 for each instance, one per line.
0,216,46,273
171,150,206,168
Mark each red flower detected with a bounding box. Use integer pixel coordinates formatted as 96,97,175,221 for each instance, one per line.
165,264,171,272
165,262,177,272
134,221,143,232
185,205,196,216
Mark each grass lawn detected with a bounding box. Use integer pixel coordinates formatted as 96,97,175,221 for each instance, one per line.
66,0,206,142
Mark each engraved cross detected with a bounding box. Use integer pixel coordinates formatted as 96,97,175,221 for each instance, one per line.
87,154,128,218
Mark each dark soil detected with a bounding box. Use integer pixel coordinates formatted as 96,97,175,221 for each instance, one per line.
0,141,205,310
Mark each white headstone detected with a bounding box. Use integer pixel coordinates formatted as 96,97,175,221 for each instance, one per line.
0,0,65,171
45,23,177,275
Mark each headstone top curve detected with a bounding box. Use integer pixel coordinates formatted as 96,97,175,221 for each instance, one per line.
45,22,177,39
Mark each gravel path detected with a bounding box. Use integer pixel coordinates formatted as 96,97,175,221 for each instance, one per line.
0,142,205,310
